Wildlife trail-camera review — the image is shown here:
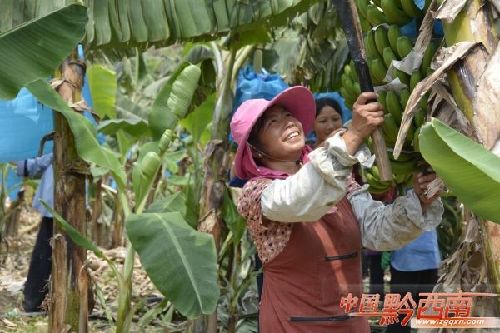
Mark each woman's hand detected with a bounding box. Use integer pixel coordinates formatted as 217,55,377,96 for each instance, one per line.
343,92,384,155
413,171,441,212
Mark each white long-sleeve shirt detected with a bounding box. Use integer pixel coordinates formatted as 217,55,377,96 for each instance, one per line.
260,132,443,251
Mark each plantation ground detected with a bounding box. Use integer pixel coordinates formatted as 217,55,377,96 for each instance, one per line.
0,204,186,333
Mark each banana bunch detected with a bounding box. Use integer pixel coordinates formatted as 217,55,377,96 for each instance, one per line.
339,60,362,110
339,0,441,193
355,0,428,31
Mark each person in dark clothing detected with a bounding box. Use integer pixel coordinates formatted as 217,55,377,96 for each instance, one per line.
16,153,53,312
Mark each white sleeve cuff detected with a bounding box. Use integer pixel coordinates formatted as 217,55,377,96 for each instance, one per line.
324,132,375,168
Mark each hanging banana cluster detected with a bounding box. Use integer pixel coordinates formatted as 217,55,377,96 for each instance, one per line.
340,0,440,194
284,1,349,91
356,0,428,31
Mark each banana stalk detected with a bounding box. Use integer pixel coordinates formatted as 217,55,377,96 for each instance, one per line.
438,0,500,312
440,0,496,122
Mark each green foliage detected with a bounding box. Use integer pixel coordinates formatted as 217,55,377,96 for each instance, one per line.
420,118,500,223
0,0,318,48
180,93,215,146
148,64,201,140
270,1,349,90
27,80,127,188
42,201,104,258
0,3,87,99
126,212,219,317
97,117,151,139
437,196,462,259
222,190,246,244
146,192,187,216
87,64,117,119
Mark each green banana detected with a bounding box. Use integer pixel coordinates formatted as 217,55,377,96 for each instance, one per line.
395,69,410,86
390,158,417,176
365,30,379,59
413,107,426,127
400,88,410,109
347,64,359,82
341,72,353,91
366,4,386,25
340,87,354,109
412,126,421,152
410,70,422,91
374,26,390,55
405,122,415,146
387,25,401,54
422,42,437,71
396,36,413,58
369,58,387,85
365,169,392,193
386,91,403,124
393,171,413,185
381,0,411,25
382,46,397,67
356,0,369,18
378,91,387,110
353,82,361,96
400,0,423,18
360,17,372,32
382,113,399,144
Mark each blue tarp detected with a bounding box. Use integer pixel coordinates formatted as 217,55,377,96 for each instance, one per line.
3,168,23,200
0,44,95,163
233,65,289,113
0,88,54,162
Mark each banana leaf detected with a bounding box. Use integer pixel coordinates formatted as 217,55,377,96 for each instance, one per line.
26,80,127,188
0,3,87,99
180,93,215,146
87,64,116,119
126,212,219,317
3,0,319,50
419,118,500,223
42,201,103,258
148,64,201,140
97,118,151,138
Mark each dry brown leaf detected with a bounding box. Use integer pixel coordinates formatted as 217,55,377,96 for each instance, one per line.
392,0,437,75
2,318,17,327
473,43,500,150
393,42,481,159
491,0,500,13
424,177,445,199
435,0,468,22
430,82,475,138
373,78,407,93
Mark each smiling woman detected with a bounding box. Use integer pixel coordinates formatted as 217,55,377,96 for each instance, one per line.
230,86,444,333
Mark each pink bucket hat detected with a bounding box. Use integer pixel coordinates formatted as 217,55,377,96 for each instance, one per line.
230,86,315,180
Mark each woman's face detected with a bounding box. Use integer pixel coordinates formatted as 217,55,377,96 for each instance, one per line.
313,106,342,144
253,105,305,161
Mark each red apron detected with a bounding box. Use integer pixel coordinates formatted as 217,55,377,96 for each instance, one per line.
259,197,370,333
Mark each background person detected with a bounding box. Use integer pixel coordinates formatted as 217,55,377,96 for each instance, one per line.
312,97,344,147
16,153,53,312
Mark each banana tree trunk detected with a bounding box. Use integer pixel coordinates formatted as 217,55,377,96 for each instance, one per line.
50,55,89,333
434,0,500,326
191,45,238,333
